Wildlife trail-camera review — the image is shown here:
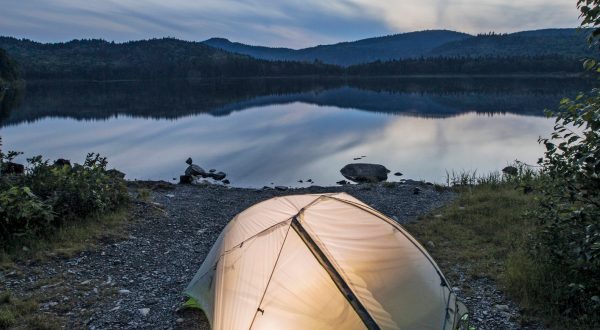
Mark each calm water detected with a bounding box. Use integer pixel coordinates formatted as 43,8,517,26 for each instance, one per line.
0,77,591,187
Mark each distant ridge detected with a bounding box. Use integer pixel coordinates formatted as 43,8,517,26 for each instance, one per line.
204,28,592,66
204,30,472,66
0,28,590,80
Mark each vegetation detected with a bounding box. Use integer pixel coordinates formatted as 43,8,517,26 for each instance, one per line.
204,29,592,66
0,139,129,256
406,173,550,325
0,35,587,81
0,37,342,80
411,2,600,326
0,48,18,87
0,291,46,330
347,55,582,76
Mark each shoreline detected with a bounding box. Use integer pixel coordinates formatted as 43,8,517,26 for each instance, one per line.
21,73,587,83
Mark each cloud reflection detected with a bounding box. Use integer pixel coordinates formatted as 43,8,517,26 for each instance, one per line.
1,103,554,187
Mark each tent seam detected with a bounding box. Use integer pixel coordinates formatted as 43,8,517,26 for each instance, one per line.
247,221,293,330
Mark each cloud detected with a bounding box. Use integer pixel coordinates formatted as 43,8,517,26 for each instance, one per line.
0,0,581,47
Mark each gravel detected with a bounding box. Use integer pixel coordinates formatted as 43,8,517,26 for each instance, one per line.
0,181,543,329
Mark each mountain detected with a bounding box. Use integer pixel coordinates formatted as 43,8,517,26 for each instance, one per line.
205,28,592,66
204,30,472,66
0,37,342,80
429,29,593,58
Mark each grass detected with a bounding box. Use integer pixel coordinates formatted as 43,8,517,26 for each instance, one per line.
0,291,60,330
0,209,132,329
0,210,129,269
407,171,591,329
407,182,537,275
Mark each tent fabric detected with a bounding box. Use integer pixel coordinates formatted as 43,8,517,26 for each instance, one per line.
185,193,462,330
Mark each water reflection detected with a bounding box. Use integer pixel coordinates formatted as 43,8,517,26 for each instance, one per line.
1,102,555,187
0,77,590,126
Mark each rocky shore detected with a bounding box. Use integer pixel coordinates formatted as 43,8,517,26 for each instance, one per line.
0,179,545,329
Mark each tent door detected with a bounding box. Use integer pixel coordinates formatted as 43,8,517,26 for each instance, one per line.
290,217,380,330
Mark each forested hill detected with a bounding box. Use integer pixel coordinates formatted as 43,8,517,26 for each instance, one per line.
0,31,589,80
0,48,19,85
0,37,342,80
204,30,471,66
429,29,592,58
204,28,592,66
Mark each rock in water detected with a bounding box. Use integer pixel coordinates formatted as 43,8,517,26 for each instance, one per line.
394,172,403,176
185,164,206,177
336,180,349,185
340,163,389,183
275,186,288,191
502,166,518,176
185,157,193,165
222,179,230,185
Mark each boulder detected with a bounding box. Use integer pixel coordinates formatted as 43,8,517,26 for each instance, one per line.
413,187,421,195
502,166,518,176
340,163,389,183
209,169,216,173
106,169,126,179
336,180,349,185
54,158,71,167
209,171,226,181
179,175,193,184
185,157,193,165
275,186,288,191
394,172,403,176
222,179,230,185
1,162,24,175
185,164,206,177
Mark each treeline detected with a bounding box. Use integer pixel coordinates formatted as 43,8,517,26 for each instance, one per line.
0,37,588,80
0,37,342,80
0,48,19,85
347,55,583,75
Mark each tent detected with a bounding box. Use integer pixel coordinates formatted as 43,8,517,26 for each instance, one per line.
185,193,468,330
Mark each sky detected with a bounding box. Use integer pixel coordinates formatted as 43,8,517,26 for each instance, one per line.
0,0,580,48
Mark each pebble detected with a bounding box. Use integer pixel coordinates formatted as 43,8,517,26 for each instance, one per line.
138,308,150,317
118,289,131,294
495,304,510,311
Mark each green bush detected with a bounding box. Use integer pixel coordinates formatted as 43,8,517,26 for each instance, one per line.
534,89,600,324
0,187,54,241
23,153,128,224
0,145,129,247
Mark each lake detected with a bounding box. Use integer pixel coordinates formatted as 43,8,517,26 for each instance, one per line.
0,77,591,187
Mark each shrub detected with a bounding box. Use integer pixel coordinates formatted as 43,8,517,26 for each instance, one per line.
0,146,129,247
23,153,128,224
0,187,54,241
534,89,600,324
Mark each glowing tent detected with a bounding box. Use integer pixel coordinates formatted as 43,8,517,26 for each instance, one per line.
185,193,467,329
